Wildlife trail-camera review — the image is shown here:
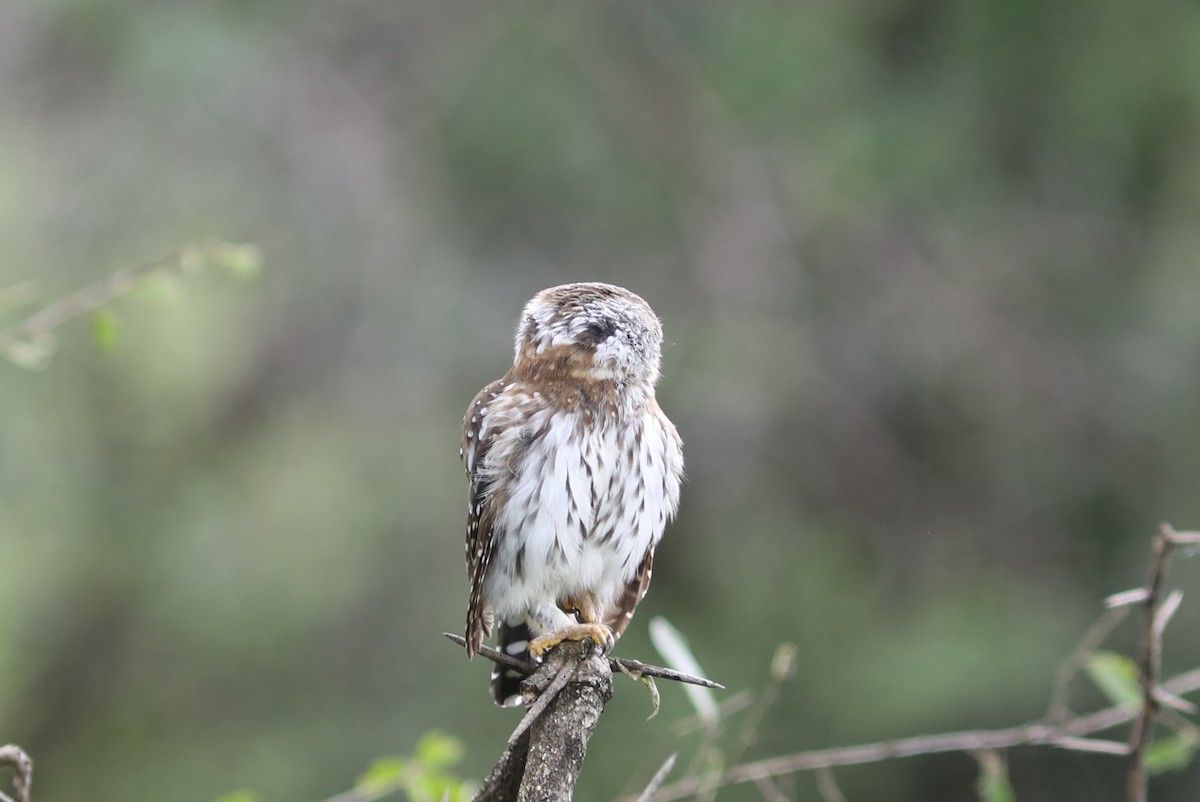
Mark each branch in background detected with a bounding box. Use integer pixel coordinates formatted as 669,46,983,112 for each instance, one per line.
1126,524,1200,802
1045,605,1129,722
0,744,32,802
0,241,261,367
636,667,1200,802
637,526,1200,802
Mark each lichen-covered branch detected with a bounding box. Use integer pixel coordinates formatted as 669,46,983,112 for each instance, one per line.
471,640,612,802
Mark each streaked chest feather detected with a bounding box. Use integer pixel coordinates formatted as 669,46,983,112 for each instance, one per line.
478,400,682,617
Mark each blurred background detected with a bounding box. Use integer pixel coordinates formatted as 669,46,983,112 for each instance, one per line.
3,1,1200,800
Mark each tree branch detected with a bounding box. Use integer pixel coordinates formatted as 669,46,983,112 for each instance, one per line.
470,640,612,802
442,633,724,690
0,744,32,802
448,632,725,802
0,241,260,366
1126,524,1200,802
636,667,1200,802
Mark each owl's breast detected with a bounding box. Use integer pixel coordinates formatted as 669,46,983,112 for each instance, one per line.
481,403,681,618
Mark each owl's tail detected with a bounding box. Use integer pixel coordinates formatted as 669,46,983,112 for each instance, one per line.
491,622,534,707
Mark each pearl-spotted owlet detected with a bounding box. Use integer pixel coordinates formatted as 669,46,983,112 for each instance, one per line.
460,282,684,706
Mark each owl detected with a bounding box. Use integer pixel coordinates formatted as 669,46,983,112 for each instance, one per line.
461,282,684,706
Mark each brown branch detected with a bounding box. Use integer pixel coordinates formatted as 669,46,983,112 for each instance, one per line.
634,754,677,802
1126,524,1199,802
636,667,1200,802
442,633,724,690
813,766,846,802
0,254,175,360
447,628,725,802
472,640,613,802
1046,605,1129,722
0,744,33,802
0,241,258,365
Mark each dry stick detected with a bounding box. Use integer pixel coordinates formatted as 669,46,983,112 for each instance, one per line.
516,642,612,802
451,632,725,802
507,659,580,747
0,744,32,802
637,668,1200,802
813,766,846,802
694,643,797,802
1046,605,1130,722
751,776,790,802
442,633,724,690
634,754,678,802
0,241,251,361
1126,524,1197,802
0,253,176,356
473,650,587,802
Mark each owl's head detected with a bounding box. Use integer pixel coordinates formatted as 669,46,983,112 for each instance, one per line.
514,282,665,386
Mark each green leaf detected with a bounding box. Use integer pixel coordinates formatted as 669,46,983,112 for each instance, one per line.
1146,734,1196,774
416,731,465,770
91,309,119,351
975,751,1016,802
212,792,259,802
207,242,263,281
649,617,718,726
134,270,187,304
356,757,408,794
1085,651,1141,708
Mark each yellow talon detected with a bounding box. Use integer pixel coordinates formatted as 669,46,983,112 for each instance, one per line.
529,623,615,660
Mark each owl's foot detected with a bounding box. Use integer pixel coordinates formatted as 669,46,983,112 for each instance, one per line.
558,592,601,625
529,623,614,661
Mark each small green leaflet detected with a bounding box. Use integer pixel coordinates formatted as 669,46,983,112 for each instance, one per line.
91,309,119,351
1085,651,1141,708
975,751,1016,802
1146,734,1197,774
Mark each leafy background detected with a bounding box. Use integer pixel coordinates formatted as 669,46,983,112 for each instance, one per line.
3,1,1200,800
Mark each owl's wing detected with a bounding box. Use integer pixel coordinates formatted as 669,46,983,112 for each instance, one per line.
605,546,655,640
461,378,509,657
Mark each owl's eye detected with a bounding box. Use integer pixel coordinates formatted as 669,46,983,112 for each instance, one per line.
585,320,617,342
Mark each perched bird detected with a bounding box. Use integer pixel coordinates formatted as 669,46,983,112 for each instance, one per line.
461,282,684,706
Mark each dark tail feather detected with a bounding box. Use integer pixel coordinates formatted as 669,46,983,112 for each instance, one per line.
491,622,533,707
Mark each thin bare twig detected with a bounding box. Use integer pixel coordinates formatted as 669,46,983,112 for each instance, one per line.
507,658,579,747
751,775,790,802
634,754,678,802
1049,737,1129,756
636,668,1200,802
0,253,174,359
814,767,846,802
1126,523,1188,802
442,633,724,690
0,241,258,365
0,745,32,802
1046,605,1130,721
729,643,798,766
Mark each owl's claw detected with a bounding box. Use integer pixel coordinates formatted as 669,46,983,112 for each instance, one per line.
529,623,615,661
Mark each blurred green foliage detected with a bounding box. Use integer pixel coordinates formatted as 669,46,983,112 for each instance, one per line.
3,1,1200,800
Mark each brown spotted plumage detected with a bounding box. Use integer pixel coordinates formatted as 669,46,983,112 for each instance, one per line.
460,283,684,706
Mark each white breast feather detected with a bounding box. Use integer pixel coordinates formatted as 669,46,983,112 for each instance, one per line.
481,401,682,630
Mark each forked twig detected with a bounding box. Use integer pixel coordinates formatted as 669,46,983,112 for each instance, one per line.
634,526,1200,802
632,669,1200,801
1126,524,1199,802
